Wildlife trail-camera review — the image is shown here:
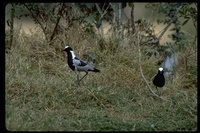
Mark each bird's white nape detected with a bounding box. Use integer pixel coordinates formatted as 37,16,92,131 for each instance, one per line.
159,67,163,71
64,46,69,49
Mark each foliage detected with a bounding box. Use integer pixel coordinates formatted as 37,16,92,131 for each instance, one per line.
6,3,76,44
178,3,197,27
6,3,129,45
145,3,197,49
74,3,127,37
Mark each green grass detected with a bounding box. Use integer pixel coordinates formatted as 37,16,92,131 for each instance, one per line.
5,26,197,131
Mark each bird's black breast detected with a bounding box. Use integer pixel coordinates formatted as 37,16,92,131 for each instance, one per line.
67,58,75,71
153,75,165,87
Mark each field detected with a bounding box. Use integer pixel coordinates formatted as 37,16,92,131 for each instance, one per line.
5,23,197,131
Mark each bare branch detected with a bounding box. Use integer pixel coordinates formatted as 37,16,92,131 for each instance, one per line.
95,3,111,17
137,30,162,99
157,14,178,40
130,6,135,34
49,3,66,43
102,3,111,16
118,3,122,32
95,3,111,38
95,3,103,14
9,3,15,49
23,4,46,34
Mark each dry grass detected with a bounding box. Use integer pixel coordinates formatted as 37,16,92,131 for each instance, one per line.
5,23,197,131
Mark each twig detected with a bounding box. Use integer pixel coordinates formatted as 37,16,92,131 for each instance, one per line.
95,3,111,38
95,3,103,14
95,3,111,17
137,31,162,99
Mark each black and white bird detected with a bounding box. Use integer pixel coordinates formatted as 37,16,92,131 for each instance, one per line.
63,46,100,85
152,67,165,96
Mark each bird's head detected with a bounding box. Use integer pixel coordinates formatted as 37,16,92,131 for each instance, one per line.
63,46,76,59
158,67,164,74
63,46,73,52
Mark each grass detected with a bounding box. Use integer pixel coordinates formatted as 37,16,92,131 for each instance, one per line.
5,24,197,131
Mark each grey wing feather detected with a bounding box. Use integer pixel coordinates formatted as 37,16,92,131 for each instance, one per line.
76,64,94,71
73,58,93,71
73,58,82,66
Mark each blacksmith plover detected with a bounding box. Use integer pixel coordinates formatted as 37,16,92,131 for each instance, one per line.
152,67,165,96
63,46,100,85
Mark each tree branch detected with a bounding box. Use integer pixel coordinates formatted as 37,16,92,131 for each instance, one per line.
9,3,15,49
157,14,178,41
130,6,135,34
23,3,46,34
95,3,111,38
141,5,183,46
49,3,65,43
95,3,103,14
118,3,122,32
137,30,162,99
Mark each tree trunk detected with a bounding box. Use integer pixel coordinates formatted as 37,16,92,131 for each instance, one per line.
95,3,104,38
131,5,135,34
9,3,15,49
118,3,122,36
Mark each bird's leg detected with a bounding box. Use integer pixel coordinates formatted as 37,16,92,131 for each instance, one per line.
79,71,88,83
76,71,80,86
160,89,162,97
156,87,160,96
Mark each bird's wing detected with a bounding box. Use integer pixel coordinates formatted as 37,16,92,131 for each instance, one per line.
73,57,96,71
76,64,94,71
73,57,87,67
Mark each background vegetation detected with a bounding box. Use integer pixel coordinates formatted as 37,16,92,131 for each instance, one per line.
5,3,197,131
